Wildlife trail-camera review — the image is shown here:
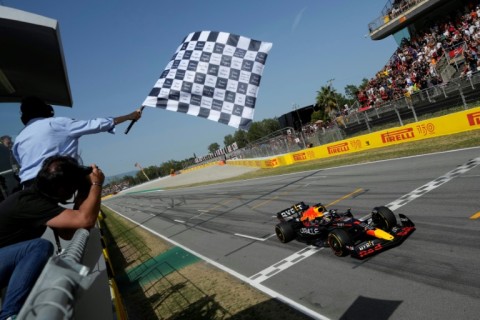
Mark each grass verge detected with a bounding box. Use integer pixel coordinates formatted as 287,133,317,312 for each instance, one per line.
101,206,313,320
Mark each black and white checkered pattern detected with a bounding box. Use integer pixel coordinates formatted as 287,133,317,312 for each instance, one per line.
143,31,272,130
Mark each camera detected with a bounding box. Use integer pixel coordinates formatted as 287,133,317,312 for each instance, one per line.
79,165,93,176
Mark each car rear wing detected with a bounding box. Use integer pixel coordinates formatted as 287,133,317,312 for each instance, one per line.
276,201,309,221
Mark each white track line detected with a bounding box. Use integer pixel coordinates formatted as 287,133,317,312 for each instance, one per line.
387,156,480,211
249,246,323,284
234,233,268,241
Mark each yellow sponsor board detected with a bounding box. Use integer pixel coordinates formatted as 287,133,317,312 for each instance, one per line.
228,107,480,168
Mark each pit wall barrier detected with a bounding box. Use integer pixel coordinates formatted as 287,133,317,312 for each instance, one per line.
227,107,480,169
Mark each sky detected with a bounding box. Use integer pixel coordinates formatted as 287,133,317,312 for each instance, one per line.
0,0,397,177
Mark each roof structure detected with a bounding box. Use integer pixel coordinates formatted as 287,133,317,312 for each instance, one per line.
0,6,72,106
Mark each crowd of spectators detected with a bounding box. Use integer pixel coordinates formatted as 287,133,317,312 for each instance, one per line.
358,1,480,111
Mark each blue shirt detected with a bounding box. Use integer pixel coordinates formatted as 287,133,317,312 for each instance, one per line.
13,116,115,182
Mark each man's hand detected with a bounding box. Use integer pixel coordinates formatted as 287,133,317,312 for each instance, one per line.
129,108,142,121
89,164,105,186
113,108,142,125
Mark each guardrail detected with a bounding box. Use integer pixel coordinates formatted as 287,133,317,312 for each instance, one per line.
17,229,92,319
13,223,122,320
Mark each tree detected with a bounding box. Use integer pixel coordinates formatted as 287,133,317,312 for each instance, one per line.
344,84,359,101
310,110,324,123
208,142,220,153
233,130,248,148
316,85,339,121
246,122,266,142
223,134,235,147
262,118,281,133
246,118,281,143
358,78,370,91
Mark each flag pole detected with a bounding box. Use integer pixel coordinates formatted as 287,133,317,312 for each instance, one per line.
124,106,145,134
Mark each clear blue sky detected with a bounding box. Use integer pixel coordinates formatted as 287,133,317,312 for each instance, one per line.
1,0,397,176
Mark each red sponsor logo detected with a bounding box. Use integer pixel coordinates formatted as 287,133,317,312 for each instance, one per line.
381,128,415,144
467,111,480,126
293,152,307,161
327,142,349,154
265,159,278,167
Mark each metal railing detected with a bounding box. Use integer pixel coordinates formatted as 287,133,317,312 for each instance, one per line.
228,127,306,160
368,0,428,33
343,70,480,133
17,229,96,320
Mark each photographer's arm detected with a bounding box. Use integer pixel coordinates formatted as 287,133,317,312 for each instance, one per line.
46,165,104,235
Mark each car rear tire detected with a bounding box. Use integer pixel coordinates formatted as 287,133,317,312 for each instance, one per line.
328,229,352,257
275,222,295,243
373,206,397,231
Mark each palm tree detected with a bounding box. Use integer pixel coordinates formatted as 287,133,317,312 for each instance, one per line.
315,85,339,121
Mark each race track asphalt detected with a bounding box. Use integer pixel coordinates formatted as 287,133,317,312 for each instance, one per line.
120,164,259,193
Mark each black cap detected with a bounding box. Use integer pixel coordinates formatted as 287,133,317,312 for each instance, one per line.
20,96,54,125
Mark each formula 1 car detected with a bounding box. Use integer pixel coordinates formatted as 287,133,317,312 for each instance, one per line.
274,202,415,258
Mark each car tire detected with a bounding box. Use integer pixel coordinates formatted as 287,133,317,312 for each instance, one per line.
373,206,397,231
275,222,295,243
328,229,352,257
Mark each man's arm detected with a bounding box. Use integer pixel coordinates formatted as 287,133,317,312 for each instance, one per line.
113,108,142,125
46,165,104,233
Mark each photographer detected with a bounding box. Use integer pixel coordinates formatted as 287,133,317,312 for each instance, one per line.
0,155,104,320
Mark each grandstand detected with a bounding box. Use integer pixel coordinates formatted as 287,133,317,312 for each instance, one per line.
279,0,480,136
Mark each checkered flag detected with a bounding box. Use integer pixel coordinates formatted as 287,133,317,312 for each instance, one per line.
143,31,273,130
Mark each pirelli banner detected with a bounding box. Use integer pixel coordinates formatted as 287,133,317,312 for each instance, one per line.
228,107,480,168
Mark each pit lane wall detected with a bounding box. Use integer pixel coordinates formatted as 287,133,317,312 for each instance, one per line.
228,107,480,168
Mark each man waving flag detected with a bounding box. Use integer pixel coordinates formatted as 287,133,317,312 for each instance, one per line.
142,31,273,130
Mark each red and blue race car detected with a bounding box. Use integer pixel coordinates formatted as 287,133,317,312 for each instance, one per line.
274,202,415,258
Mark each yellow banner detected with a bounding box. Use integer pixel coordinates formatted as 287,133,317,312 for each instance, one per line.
228,107,480,168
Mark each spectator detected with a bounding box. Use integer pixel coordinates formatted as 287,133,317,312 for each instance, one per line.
13,96,142,188
0,155,104,320
0,136,12,149
0,238,53,320
0,136,20,200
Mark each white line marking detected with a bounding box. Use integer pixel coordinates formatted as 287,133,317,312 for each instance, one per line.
250,246,324,284
234,233,267,241
249,156,480,284
103,205,330,320
264,233,277,240
174,219,185,223
387,156,480,211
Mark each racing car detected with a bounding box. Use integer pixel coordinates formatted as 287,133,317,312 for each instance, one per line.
274,202,415,258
